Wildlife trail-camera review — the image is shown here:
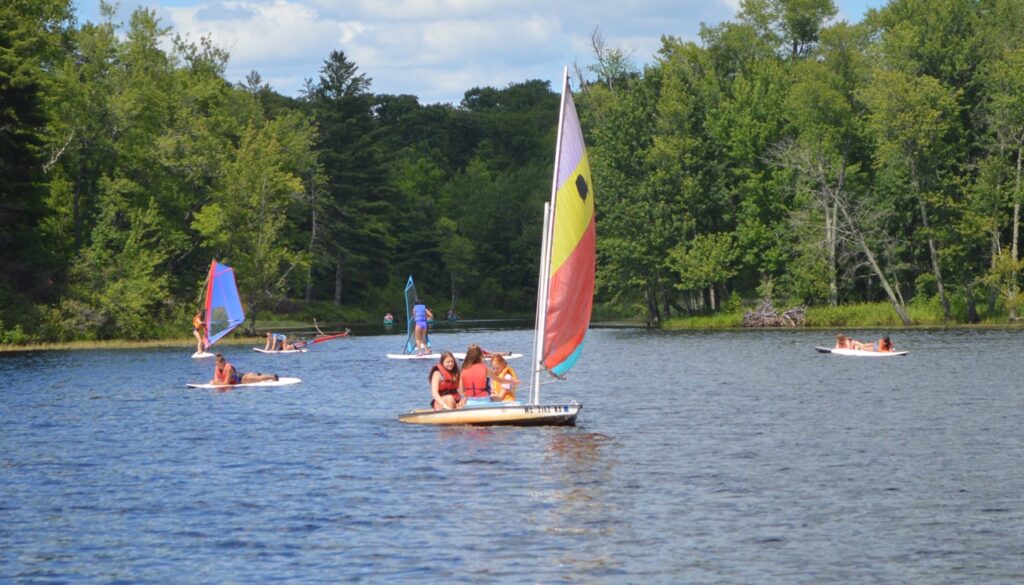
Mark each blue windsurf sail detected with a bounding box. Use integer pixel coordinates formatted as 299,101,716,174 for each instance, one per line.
403,276,430,354
204,260,245,347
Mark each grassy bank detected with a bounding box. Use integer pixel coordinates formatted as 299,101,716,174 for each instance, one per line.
663,301,1018,330
0,336,263,354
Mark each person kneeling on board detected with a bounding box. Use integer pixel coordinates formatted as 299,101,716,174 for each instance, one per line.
264,331,288,351
430,351,464,410
211,354,278,385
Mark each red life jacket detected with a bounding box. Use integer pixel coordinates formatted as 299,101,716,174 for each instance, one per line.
461,362,490,398
429,365,459,397
215,362,240,385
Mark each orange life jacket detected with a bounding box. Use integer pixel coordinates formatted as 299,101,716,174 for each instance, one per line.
461,362,490,398
193,313,203,329
429,365,459,397
214,362,240,384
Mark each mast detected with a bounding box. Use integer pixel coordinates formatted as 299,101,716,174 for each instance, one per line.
530,67,570,405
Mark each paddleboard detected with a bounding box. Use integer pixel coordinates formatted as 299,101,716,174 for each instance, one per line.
187,376,302,389
192,351,215,359
252,348,308,354
815,347,909,357
452,352,523,360
386,353,441,360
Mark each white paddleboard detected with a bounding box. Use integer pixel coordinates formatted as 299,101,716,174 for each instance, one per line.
386,353,441,360
815,347,909,357
252,348,308,354
192,351,215,359
187,376,302,389
453,352,523,360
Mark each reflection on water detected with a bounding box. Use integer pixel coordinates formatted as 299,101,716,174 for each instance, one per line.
4,327,1024,582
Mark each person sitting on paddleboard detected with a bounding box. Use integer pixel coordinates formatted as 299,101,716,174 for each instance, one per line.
192,312,206,353
211,354,278,385
430,351,463,410
875,335,894,352
489,354,519,402
459,344,491,404
413,299,431,355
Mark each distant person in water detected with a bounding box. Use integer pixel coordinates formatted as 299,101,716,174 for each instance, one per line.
211,354,277,385
489,354,519,402
429,351,463,410
192,311,207,353
459,344,491,403
413,299,432,355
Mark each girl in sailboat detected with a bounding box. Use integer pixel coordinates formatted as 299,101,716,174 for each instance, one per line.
192,311,207,353
489,354,519,402
459,344,491,404
211,354,278,385
430,352,463,410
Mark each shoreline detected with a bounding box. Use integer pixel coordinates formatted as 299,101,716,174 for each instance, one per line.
4,320,1024,353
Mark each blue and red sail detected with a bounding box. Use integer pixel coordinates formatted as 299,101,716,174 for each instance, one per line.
204,260,245,347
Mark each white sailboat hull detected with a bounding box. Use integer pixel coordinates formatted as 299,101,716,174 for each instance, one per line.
398,402,581,426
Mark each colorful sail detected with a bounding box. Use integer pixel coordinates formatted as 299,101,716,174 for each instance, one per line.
204,260,245,347
540,71,596,377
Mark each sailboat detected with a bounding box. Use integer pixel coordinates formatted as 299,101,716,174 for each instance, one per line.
386,275,438,360
398,68,592,425
192,259,246,358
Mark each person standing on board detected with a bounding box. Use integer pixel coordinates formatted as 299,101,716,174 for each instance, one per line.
413,299,432,355
192,311,207,353
430,351,463,410
210,354,278,385
459,344,491,404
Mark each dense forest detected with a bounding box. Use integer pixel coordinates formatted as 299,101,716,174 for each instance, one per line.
2,0,1023,343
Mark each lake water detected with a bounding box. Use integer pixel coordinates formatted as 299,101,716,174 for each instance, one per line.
3,326,1024,583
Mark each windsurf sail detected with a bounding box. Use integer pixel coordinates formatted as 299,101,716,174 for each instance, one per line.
203,260,246,347
403,276,418,353
530,69,596,403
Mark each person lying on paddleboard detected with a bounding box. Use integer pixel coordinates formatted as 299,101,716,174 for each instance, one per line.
430,351,464,411
835,333,893,352
835,333,869,350
211,354,278,385
873,335,894,352
489,354,519,402
192,312,207,353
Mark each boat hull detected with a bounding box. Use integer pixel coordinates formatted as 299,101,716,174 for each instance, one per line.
398,403,581,426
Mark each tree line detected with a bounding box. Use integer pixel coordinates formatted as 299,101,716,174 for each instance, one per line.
2,0,1023,343
585,0,1024,325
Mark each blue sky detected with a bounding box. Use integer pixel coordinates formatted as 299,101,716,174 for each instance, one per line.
71,0,888,104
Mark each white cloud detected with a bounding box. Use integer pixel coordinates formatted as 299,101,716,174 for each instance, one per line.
78,0,876,104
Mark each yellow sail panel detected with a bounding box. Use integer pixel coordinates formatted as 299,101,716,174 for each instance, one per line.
549,153,595,276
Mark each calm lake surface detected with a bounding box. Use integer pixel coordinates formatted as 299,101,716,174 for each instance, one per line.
3,326,1024,583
